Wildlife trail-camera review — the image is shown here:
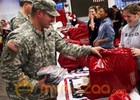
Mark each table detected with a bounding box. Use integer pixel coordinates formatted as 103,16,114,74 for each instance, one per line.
57,67,140,100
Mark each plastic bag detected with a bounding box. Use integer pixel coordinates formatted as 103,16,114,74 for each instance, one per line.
58,54,78,70
68,24,89,45
58,54,89,70
87,47,138,99
108,89,131,100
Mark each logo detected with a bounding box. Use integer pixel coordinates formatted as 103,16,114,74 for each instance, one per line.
14,76,33,97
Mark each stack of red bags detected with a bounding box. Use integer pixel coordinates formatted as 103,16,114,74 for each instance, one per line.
58,23,89,70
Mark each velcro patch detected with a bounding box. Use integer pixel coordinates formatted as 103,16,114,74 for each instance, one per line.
7,40,18,52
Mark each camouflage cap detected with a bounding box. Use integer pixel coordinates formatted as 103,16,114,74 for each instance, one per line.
33,0,60,17
20,0,33,3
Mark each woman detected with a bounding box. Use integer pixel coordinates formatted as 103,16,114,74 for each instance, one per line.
93,7,115,49
119,3,140,93
87,6,100,46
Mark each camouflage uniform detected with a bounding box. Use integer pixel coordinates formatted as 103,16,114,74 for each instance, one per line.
1,21,92,100
10,0,33,30
1,0,92,99
10,11,29,30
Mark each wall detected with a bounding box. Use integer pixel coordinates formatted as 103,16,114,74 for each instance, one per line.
108,0,115,7
0,0,127,22
65,0,116,17
0,0,19,21
70,0,108,17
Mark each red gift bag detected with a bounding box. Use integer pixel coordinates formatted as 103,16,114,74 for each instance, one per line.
56,9,67,27
108,89,131,100
68,24,89,45
77,55,89,67
58,54,89,70
58,54,78,70
87,47,138,99
58,24,90,70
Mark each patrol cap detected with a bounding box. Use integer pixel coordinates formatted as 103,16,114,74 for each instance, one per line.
32,0,60,17
20,0,33,3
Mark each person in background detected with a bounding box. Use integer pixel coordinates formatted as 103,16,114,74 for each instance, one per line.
0,24,3,35
138,2,140,6
112,5,122,39
0,19,11,41
87,6,100,46
121,11,127,27
0,19,11,31
10,0,33,30
119,3,140,94
95,5,101,18
0,0,103,99
131,47,140,57
93,7,115,49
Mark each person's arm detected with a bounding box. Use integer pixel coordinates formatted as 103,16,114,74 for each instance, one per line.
93,23,115,46
54,29,103,57
93,39,107,47
1,37,38,92
131,47,140,57
90,46,103,57
90,18,95,31
1,38,27,84
88,12,95,31
103,23,115,42
1,34,57,97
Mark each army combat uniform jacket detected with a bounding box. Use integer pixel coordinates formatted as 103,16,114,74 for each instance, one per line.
10,11,29,30
1,21,92,100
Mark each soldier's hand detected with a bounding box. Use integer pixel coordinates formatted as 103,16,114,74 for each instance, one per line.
91,46,104,58
38,75,57,98
38,75,47,93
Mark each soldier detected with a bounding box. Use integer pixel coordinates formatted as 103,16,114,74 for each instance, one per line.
1,0,103,99
10,0,33,30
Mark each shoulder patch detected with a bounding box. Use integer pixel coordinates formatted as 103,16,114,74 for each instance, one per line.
7,40,19,52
